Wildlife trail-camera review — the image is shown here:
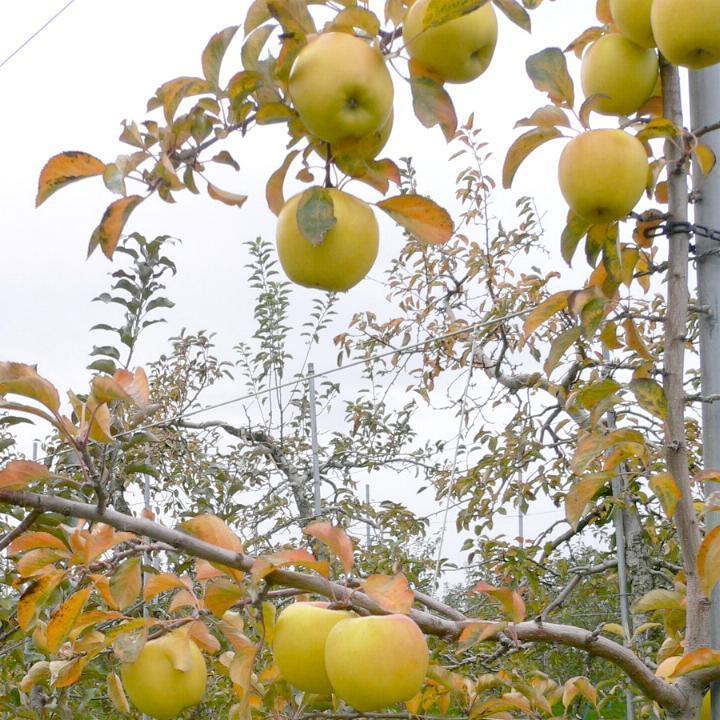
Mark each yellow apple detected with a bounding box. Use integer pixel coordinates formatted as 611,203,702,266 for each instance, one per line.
276,188,379,292
652,0,720,69
272,602,354,694
121,628,207,720
609,0,655,48
403,0,498,84
581,34,658,116
288,32,393,144
324,614,429,711
558,129,649,224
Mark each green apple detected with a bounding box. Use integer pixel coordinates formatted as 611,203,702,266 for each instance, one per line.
288,32,393,144
581,34,658,116
121,628,207,720
403,0,498,84
272,602,354,694
558,129,649,224
276,188,379,292
652,0,720,69
609,0,655,49
325,614,429,711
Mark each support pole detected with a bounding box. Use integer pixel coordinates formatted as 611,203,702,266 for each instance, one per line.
690,64,720,720
307,363,322,518
365,484,371,547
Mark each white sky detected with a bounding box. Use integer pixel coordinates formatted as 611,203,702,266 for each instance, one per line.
1,1,616,572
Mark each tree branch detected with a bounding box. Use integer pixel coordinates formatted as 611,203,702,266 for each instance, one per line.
0,508,42,552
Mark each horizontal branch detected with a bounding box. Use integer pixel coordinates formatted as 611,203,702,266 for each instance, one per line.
0,490,686,711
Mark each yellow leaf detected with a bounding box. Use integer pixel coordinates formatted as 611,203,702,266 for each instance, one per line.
362,573,414,614
143,573,189,602
695,143,717,176
672,648,720,678
565,474,610,529
525,47,574,107
622,318,652,360
108,672,130,713
649,473,682,520
207,183,248,207
471,582,525,622
698,526,720,599
0,362,60,412
17,570,65,631
523,291,570,337
266,150,300,216
631,588,684,614
8,531,68,555
422,0,489,30
110,558,142,611
376,194,454,245
411,77,458,142
629,378,667,419
36,151,105,206
570,433,607,474
202,26,239,87
503,127,562,189
303,521,354,574
46,587,91,653
16,548,68,577
88,195,144,260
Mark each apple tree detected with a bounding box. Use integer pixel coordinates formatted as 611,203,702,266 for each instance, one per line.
3,0,720,719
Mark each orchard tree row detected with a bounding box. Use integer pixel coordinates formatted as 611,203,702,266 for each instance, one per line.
3,0,720,719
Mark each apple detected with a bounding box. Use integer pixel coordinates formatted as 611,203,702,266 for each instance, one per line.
651,0,720,69
609,0,655,49
276,188,379,292
288,32,393,145
272,602,354,694
324,614,429,711
558,129,649,224
403,0,498,84
581,34,658,116
121,628,207,720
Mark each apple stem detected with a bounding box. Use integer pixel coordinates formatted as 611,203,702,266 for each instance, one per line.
324,144,334,189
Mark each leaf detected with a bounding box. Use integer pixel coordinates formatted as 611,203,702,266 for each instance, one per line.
153,76,213,123
267,0,316,34
456,621,505,651
332,7,381,36
672,648,720,678
54,655,90,688
251,549,329,582
695,144,717,176
143,573,189,602
565,474,610,528
636,118,679,142
570,433,606,474
523,291,570,337
0,460,51,490
376,194,453,245
649,473,682,520
91,376,134,405
255,102,296,125
563,677,597,708
36,151,105,206
632,588,684,613
698,526,720,598
411,77,458,142
8,531,68,555
525,48,574,107
623,318,652,360
110,558,142,611
181,515,244,582
544,326,581,377
46,587,91,653
17,548,68,577
108,672,130,713
362,573,414,614
303,522,354,574
202,26,239,87
502,127,562,189
242,24,275,72
266,150,299,216
492,0,530,31
515,105,571,129
88,195,144,260
422,0,489,29
0,362,60,411
296,187,337,246
17,570,65,631
471,582,525,622
629,378,667,419
205,578,245,618
207,183,248,208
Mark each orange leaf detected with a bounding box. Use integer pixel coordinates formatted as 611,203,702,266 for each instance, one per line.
16,548,68,577
91,376,134,405
251,548,329,583
376,194,453,245
84,524,135,564
362,573,414,614
565,473,610,529
8,531,68,555
46,587,91,652
523,291,570,337
181,515,244,582
36,151,105,207
0,362,60,412
110,557,142,611
0,460,51,490
143,573,190,602
207,183,248,208
698,526,720,599
266,150,300,216
190,619,221,654
54,655,90,688
672,648,720,678
570,433,607,474
303,521,354,574
169,589,198,613
471,582,526,622
107,672,130,713
456,621,505,652
204,578,245,618
17,570,65,631
88,195,144,260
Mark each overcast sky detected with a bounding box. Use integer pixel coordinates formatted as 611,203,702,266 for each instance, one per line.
1,1,608,569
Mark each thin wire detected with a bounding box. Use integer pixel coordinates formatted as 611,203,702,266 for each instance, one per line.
432,331,479,595
0,0,78,71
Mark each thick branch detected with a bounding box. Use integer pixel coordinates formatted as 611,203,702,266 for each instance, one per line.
0,489,686,711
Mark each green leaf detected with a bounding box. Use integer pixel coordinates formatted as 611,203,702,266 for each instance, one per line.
543,326,581,377
296,187,336,246
492,0,530,31
561,211,589,265
36,152,105,207
525,47,574,107
628,378,667,419
202,26,239,87
411,77,458,142
502,127,562,189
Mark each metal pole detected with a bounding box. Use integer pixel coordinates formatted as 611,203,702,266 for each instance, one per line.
365,484,371,547
518,509,524,547
307,363,322,518
690,64,720,720
603,350,635,720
